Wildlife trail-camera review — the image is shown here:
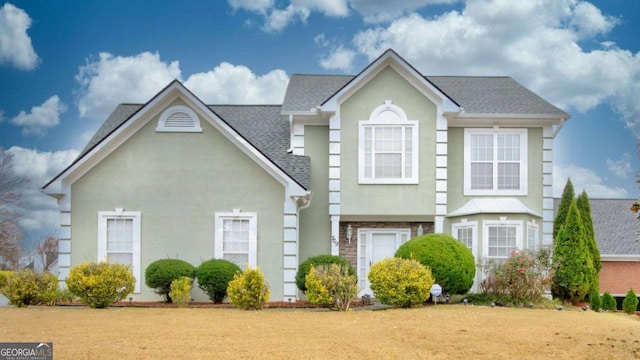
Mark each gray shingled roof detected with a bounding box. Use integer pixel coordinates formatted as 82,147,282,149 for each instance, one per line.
77,103,310,190
281,74,568,116
554,198,640,255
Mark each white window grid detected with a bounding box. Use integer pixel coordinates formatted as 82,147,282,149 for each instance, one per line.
215,212,257,269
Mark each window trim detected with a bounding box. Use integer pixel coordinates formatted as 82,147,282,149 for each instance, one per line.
156,105,203,133
451,220,478,259
214,211,257,268
482,219,523,259
464,128,527,196
97,210,141,293
358,101,419,184
527,220,539,251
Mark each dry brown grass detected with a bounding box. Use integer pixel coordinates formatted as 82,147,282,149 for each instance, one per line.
1,305,639,359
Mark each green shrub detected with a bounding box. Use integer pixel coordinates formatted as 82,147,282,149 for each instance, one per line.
395,233,475,294
0,270,57,307
52,287,77,305
479,249,552,304
305,263,358,311
196,259,241,303
601,291,617,311
622,288,638,314
169,276,192,308
368,257,434,308
296,255,355,292
145,259,195,302
227,265,270,310
0,270,12,292
589,292,602,312
66,261,135,308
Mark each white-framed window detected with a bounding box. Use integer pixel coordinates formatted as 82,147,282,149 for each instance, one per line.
452,220,478,258
482,219,523,259
358,101,418,184
527,220,539,250
215,211,257,269
464,128,527,195
98,209,141,293
156,105,203,133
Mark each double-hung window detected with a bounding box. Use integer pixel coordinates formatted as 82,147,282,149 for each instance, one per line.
359,101,418,184
98,210,141,293
215,211,257,269
464,128,527,195
483,219,523,259
452,221,478,258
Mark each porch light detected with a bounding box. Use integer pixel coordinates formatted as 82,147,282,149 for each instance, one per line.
417,224,424,236
346,224,353,244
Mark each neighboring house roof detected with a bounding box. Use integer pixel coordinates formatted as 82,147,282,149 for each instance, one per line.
554,198,640,257
77,103,311,190
282,75,568,117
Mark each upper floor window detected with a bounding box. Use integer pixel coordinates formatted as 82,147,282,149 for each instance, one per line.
358,101,418,184
156,105,203,133
464,128,527,195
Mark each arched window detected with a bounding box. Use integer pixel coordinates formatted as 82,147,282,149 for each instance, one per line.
358,100,418,184
156,105,202,133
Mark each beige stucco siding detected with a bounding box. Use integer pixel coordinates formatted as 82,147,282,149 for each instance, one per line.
340,66,437,217
71,107,285,301
299,126,331,260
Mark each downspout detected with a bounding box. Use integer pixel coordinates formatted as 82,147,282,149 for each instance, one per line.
287,114,294,153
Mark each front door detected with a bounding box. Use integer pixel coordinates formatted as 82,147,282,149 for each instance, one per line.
358,228,411,296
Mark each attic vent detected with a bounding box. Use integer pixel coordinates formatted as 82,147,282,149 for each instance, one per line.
156,105,203,133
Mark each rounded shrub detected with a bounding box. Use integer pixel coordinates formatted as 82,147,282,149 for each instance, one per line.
589,291,602,312
145,259,195,302
196,259,241,303
622,288,638,314
395,233,475,295
66,261,135,308
0,269,57,307
368,257,434,308
305,263,358,311
228,265,270,310
601,291,617,311
169,276,192,308
296,254,355,292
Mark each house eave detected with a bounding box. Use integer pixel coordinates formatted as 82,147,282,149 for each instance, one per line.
601,254,640,262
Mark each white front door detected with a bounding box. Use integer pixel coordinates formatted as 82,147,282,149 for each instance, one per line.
358,228,411,296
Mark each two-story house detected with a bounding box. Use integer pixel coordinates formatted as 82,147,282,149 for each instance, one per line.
42,49,569,301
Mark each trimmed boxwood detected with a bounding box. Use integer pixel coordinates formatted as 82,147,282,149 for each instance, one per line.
296,254,356,292
196,259,241,303
145,259,195,302
395,233,475,295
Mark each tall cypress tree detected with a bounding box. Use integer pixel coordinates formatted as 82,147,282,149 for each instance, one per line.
551,199,595,302
577,190,601,295
554,179,575,240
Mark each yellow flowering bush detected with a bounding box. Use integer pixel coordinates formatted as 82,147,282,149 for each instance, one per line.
66,261,135,308
305,264,358,311
0,269,57,307
227,265,270,310
368,257,434,308
169,276,192,307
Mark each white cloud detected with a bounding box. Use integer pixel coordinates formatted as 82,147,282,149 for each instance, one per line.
5,147,79,236
75,52,181,119
263,4,310,32
553,164,628,198
292,0,349,17
228,0,274,14
184,62,289,104
0,3,39,70
606,153,633,180
319,45,357,72
10,96,67,136
350,0,458,23
347,0,640,136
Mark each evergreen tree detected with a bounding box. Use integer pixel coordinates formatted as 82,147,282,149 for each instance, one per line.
551,200,595,302
554,179,575,240
577,190,601,295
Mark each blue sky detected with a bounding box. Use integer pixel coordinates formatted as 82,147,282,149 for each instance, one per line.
1,0,639,251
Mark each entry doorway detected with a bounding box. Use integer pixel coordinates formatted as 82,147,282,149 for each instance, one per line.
357,228,411,296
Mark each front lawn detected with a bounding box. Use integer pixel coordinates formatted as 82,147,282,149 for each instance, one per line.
1,305,638,359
